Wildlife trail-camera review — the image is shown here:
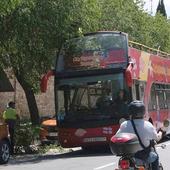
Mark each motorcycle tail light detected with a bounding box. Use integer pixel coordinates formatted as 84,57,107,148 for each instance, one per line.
119,160,130,169
138,166,145,170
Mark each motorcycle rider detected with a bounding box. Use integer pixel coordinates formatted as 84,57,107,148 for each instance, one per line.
116,100,164,170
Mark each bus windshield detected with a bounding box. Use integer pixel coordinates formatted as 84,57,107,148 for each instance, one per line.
57,73,129,126
57,32,128,71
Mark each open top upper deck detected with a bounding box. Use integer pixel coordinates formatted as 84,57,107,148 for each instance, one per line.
129,40,170,58
56,31,129,73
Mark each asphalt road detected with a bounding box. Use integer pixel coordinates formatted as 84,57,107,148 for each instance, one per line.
1,140,170,170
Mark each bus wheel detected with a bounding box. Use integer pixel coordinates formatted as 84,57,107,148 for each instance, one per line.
0,140,10,164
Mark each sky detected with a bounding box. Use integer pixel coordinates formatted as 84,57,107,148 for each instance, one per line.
144,0,170,17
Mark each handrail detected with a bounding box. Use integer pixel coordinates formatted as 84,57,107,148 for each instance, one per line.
129,40,170,58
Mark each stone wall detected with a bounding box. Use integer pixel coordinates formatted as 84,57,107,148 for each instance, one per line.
0,76,55,119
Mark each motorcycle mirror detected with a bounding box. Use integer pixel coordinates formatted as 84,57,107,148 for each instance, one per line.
163,119,170,128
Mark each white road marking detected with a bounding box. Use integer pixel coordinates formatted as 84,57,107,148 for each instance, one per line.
94,162,116,170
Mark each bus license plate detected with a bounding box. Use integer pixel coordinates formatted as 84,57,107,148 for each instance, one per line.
83,137,107,143
48,132,58,137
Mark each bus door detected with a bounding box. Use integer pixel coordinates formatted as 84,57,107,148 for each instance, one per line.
147,84,169,128
131,80,145,101
155,85,162,128
155,85,168,127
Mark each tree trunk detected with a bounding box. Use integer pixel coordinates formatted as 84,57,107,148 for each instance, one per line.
15,74,40,125
23,87,40,125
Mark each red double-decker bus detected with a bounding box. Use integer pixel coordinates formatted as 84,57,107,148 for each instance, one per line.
41,31,170,148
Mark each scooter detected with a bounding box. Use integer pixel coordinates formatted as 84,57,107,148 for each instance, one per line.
110,120,169,170
110,132,164,170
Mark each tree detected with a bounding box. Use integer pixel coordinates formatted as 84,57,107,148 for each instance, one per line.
98,0,147,39
98,0,170,53
156,0,167,18
0,0,100,125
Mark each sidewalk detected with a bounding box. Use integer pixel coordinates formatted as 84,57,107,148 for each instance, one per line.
45,147,81,155
9,147,81,164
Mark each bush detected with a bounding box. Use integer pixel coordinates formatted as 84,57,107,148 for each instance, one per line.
14,122,41,154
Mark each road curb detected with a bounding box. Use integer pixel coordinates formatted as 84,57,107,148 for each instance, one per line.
8,147,82,164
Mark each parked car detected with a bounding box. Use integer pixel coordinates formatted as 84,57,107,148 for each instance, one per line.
0,121,10,164
40,117,58,145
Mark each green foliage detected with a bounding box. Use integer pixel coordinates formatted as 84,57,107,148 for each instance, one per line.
14,122,41,153
1,0,170,84
38,144,64,154
148,14,170,52
98,0,170,53
0,0,100,123
0,0,100,92
0,0,21,15
99,0,143,32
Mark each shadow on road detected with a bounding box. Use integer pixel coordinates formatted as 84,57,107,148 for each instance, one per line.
7,147,113,165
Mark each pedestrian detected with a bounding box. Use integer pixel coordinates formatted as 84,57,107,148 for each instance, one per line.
3,101,19,154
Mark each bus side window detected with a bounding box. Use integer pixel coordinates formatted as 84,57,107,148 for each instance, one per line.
148,84,156,111
166,88,170,109
163,91,168,109
157,85,166,109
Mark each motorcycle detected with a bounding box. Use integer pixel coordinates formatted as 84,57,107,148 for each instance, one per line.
109,120,169,170
110,132,164,170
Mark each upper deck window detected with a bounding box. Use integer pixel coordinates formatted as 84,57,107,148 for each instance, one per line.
57,32,128,71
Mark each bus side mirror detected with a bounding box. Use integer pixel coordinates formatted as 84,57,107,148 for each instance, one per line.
40,70,55,92
125,63,133,87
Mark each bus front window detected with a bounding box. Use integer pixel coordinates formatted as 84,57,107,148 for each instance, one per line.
57,74,129,124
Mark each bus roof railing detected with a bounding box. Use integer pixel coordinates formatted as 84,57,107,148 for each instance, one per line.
129,40,170,58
